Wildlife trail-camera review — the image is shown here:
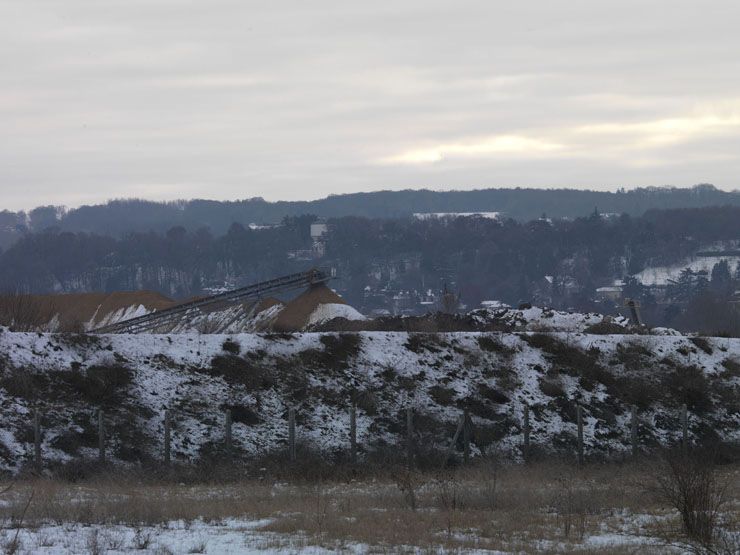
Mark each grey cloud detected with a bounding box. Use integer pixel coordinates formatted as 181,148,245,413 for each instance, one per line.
1,1,740,210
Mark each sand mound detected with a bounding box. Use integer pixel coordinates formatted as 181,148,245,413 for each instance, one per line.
90,291,174,325
271,285,348,332
0,291,174,331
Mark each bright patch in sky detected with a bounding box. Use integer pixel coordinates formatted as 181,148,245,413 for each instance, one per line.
385,135,564,164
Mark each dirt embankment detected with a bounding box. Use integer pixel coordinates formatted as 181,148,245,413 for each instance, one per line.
271,284,347,332
0,291,174,331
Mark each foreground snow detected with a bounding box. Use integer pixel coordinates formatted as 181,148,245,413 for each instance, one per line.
0,517,686,554
0,518,362,554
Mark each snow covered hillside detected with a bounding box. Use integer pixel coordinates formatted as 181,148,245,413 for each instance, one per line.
634,254,740,286
0,326,737,473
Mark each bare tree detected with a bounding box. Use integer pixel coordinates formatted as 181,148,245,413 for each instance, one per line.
439,284,460,314
0,293,53,331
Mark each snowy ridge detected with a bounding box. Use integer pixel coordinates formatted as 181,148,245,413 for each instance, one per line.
470,306,631,332
0,326,737,473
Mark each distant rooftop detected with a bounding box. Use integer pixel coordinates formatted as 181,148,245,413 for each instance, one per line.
413,212,501,220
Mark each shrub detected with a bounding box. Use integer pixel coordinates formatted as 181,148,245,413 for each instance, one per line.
222,403,260,425
65,364,133,405
689,337,713,355
654,449,728,547
208,355,274,389
221,339,240,355
404,333,444,354
296,334,362,371
320,334,361,364
720,358,740,378
428,385,456,405
477,335,514,355
353,389,378,415
0,369,47,400
583,321,628,335
663,365,712,414
614,341,652,371
477,383,509,404
611,375,662,410
539,377,565,398
524,334,613,388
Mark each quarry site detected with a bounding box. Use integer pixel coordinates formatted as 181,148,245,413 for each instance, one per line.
0,270,737,553
6,1,740,551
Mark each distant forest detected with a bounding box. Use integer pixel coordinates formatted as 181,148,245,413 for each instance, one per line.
2,204,740,334
2,184,740,249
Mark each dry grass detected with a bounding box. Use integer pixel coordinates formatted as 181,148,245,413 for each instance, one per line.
0,460,736,553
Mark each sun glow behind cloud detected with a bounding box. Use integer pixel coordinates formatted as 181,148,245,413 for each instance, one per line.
383,135,565,164
578,112,740,147
383,104,740,165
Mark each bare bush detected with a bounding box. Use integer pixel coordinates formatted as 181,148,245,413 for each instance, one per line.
654,449,728,549
393,469,423,511
85,529,101,555
433,472,462,538
549,468,594,541
0,293,53,332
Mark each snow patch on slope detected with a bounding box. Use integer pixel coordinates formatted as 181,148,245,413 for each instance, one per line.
634,255,740,286
470,306,631,332
90,304,152,330
307,303,366,326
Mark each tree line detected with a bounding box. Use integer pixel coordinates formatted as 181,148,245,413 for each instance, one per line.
2,205,740,333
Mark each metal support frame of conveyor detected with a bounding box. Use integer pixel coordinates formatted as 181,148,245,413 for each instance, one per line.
92,267,331,334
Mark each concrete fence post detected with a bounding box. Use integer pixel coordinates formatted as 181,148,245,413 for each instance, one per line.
523,404,530,462
406,407,414,468
288,407,296,462
98,409,105,464
350,404,357,465
630,405,638,458
442,413,465,469
462,409,470,464
224,409,232,457
34,410,41,472
576,405,584,467
164,410,171,466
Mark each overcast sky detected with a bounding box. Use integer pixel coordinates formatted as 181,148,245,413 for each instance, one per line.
2,1,740,210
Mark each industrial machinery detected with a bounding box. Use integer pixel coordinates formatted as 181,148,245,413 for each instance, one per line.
92,268,331,334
